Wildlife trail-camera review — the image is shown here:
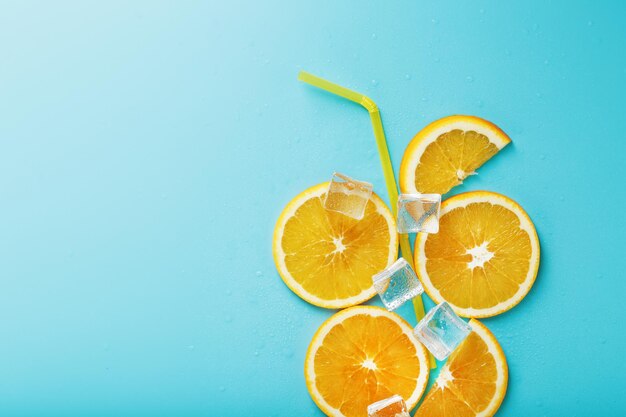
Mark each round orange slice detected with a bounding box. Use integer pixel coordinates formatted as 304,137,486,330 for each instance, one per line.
273,183,398,309
400,115,511,195
305,306,430,417
415,191,540,318
415,319,508,417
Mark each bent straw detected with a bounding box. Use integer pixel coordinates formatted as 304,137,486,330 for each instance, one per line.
298,71,435,368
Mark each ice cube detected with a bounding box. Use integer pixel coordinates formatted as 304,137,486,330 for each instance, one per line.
367,394,410,417
372,258,423,311
413,302,472,361
323,172,373,220
397,193,441,234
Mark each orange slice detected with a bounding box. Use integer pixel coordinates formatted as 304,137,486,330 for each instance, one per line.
400,115,511,195
273,183,398,309
415,191,540,318
305,306,429,417
415,319,508,417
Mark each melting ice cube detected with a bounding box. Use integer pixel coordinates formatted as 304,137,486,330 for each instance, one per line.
372,258,423,311
413,301,472,360
397,193,441,234
323,172,373,220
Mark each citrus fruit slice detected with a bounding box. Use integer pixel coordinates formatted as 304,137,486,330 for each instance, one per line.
273,183,398,309
400,115,511,195
415,319,508,417
305,306,429,417
415,191,540,318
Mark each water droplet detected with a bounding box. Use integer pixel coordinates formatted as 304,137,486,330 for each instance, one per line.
431,18,438,24
371,33,377,39
405,74,411,80
587,21,593,26
256,271,263,277
282,348,294,358
536,92,542,98
225,315,233,323
226,289,232,296
466,76,474,83
543,59,549,65
434,57,440,63
219,386,226,392
254,351,260,357
477,100,484,108
539,154,546,160
371,79,378,86
188,345,195,350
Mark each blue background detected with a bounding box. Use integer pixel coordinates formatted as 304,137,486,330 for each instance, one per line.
1,1,624,416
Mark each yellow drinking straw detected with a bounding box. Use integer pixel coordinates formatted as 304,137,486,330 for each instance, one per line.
298,71,436,368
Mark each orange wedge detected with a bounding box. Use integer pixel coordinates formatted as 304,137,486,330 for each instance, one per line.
415,191,540,318
273,183,398,309
415,319,508,417
400,115,511,195
305,306,430,417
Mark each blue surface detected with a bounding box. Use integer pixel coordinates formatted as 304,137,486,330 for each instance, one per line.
1,1,625,415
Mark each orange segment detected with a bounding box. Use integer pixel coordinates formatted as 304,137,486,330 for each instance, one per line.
273,183,398,309
415,191,540,318
305,306,429,417
400,115,511,195
415,319,508,417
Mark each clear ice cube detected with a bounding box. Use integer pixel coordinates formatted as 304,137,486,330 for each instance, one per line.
323,172,373,220
372,258,423,311
397,193,441,234
413,301,472,361
367,394,410,417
